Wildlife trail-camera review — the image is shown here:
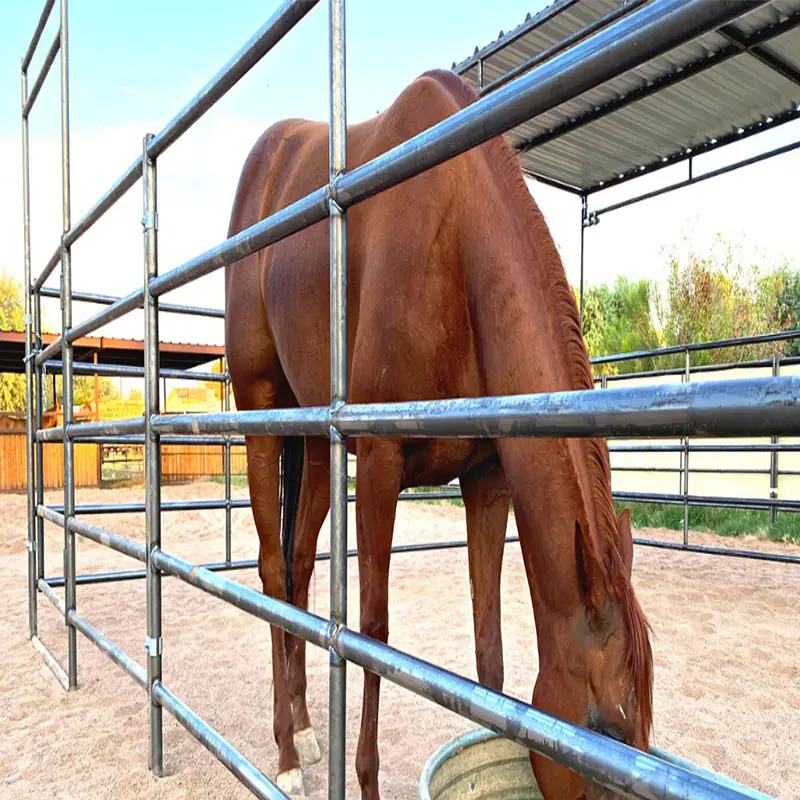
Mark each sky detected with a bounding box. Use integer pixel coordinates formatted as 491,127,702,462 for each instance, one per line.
1,0,799,354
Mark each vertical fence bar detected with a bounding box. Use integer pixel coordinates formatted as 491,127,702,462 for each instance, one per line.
34,290,45,580
22,65,37,639
224,370,232,563
682,348,690,547
770,353,780,525
59,0,78,689
579,195,587,324
328,0,347,796
142,134,164,776
477,58,484,90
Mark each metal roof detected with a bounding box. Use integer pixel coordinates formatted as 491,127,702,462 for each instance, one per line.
0,330,224,374
452,0,800,194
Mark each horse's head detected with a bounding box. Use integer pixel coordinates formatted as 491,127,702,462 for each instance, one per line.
529,503,652,800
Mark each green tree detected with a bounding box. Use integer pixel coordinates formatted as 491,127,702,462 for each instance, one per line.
580,277,662,375
0,269,27,411
773,264,800,358
655,235,785,368
0,267,120,412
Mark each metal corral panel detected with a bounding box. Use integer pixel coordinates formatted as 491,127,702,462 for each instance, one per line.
453,0,800,193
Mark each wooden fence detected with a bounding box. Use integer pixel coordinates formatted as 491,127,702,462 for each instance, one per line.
0,431,101,492
1,432,247,491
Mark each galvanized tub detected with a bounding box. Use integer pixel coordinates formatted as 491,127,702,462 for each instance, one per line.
419,728,772,800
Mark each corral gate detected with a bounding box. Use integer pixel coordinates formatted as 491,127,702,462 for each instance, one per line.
20,1,793,798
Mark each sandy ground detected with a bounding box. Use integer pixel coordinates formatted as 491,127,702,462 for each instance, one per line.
1,482,799,799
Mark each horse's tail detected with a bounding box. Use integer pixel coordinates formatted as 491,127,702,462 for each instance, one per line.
280,436,305,603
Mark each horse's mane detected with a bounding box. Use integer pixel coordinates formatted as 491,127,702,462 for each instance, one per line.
421,69,653,742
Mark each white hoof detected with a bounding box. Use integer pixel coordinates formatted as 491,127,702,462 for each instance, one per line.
294,727,322,766
276,767,305,798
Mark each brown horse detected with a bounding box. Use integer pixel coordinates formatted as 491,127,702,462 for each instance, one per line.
225,69,653,799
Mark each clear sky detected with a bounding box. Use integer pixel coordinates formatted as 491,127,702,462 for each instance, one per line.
1,0,798,350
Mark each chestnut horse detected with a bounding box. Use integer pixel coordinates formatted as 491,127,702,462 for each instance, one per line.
225,69,653,799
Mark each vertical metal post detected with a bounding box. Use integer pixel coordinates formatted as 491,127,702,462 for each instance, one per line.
682,348,690,547
477,58,484,90
22,65,37,639
34,290,45,581
224,370,232,564
770,354,779,525
328,0,347,796
142,134,163,776
59,0,78,689
579,195,587,325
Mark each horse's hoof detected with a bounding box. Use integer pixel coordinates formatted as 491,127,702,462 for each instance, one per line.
294,727,322,765
276,767,305,797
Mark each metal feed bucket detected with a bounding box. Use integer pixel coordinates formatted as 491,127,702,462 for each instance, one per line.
419,729,772,800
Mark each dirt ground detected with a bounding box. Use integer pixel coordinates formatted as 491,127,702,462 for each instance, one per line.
1,482,798,799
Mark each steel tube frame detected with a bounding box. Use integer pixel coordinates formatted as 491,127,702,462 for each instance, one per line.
145,0,768,304
61,0,320,253
58,0,78,690
22,30,60,118
22,63,37,640
152,546,757,800
328,2,348,794
44,359,227,383
142,134,164,775
152,682,288,800
223,374,232,563
39,285,225,318
22,0,57,71
22,0,786,797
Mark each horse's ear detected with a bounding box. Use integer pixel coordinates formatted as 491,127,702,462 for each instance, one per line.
617,507,634,577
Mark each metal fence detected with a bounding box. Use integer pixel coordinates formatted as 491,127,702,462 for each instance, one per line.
21,1,794,799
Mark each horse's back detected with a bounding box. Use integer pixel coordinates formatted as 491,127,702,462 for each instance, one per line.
226,70,486,418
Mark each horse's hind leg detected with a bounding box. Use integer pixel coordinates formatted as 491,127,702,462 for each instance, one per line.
460,455,510,693
245,433,305,797
286,436,330,766
354,438,404,800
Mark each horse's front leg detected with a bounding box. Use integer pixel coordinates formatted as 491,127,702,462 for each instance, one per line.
354,438,404,800
460,454,510,692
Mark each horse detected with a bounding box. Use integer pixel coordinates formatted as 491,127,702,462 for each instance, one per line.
225,69,653,800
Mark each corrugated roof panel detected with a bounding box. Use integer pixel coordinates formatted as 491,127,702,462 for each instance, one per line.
764,26,800,70
453,0,800,192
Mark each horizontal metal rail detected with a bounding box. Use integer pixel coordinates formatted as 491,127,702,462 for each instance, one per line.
151,547,757,800
32,245,61,293
37,417,146,443
633,538,800,565
615,491,800,512
69,517,147,562
145,377,800,440
591,139,800,220
22,30,60,118
147,0,766,303
38,575,66,615
35,569,146,687
152,682,287,800
47,498,251,516
31,634,70,691
62,0,319,253
592,328,800,366
609,443,800,454
45,359,227,383
36,289,143,365
67,434,243,447
70,610,146,688
39,286,224,318
22,0,56,71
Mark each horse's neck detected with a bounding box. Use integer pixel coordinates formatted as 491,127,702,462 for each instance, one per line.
458,174,607,620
